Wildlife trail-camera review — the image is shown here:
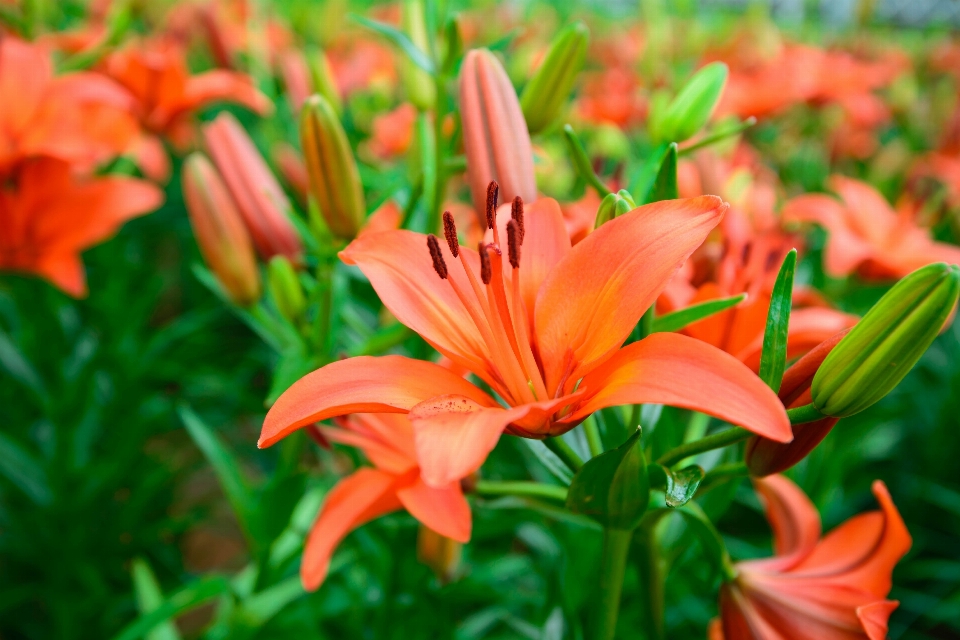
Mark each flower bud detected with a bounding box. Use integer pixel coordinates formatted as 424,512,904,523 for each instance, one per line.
202,113,304,265
594,190,636,229
655,62,728,144
401,0,436,111
745,329,849,476
566,430,649,530
460,49,537,225
519,21,589,134
267,255,306,323
182,154,261,306
300,94,366,240
813,262,960,417
417,525,461,583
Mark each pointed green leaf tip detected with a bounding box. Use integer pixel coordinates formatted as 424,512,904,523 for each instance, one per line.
656,62,728,144
813,262,960,417
758,249,797,393
566,429,649,529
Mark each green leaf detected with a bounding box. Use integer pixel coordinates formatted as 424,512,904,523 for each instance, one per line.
647,464,704,508
111,577,230,640
522,440,574,485
131,559,182,640
234,576,305,627
675,502,735,580
178,406,256,539
652,293,747,333
758,249,797,393
647,143,678,203
629,141,669,200
0,432,51,505
566,429,649,529
678,116,757,157
351,14,436,75
0,327,46,400
562,124,611,196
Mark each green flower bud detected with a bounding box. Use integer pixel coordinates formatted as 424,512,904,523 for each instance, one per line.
566,429,649,530
812,262,960,417
520,21,589,134
594,190,636,229
300,95,366,240
655,62,728,144
401,0,436,110
306,48,343,117
267,255,306,323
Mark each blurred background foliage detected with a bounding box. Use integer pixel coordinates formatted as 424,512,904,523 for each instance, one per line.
1,0,960,638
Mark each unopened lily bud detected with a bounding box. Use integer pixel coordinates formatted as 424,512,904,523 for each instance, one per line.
813,262,960,417
203,113,304,265
267,255,306,323
594,190,636,229
655,62,728,144
417,526,462,583
306,47,343,117
182,154,261,306
401,0,436,111
460,49,537,226
745,329,849,476
519,21,589,134
300,94,366,240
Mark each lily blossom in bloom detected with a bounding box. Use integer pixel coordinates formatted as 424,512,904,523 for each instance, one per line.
783,175,960,280
0,36,139,173
103,36,271,181
711,475,911,640
0,158,163,296
261,186,791,488
301,413,470,590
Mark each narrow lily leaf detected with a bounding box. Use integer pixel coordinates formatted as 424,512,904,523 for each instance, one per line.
629,141,668,200
110,577,231,640
0,327,46,400
0,432,51,505
562,124,611,196
566,429,649,529
678,116,757,157
676,502,735,580
351,14,436,75
652,293,747,333
234,576,305,627
178,405,256,538
648,464,705,508
647,143,678,203
523,439,574,485
758,249,797,393
131,558,182,640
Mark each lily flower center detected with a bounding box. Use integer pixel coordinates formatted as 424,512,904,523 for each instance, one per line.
427,181,549,407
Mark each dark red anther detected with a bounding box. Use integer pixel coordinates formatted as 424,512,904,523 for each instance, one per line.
510,196,525,244
485,181,499,230
427,234,448,279
442,211,460,258
478,242,492,284
506,220,521,269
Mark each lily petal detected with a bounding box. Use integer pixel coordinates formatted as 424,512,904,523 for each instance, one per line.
535,196,727,393
302,468,402,590
563,333,791,442
396,477,472,543
753,475,822,567
260,356,496,448
857,601,899,640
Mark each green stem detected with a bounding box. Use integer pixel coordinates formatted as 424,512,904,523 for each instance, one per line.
634,524,666,640
544,436,584,470
677,117,757,157
697,462,748,496
473,480,568,503
656,427,751,468
595,528,633,640
787,402,825,425
584,415,604,458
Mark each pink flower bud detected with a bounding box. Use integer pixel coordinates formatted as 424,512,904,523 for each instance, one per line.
459,49,537,225
182,153,261,306
203,112,303,265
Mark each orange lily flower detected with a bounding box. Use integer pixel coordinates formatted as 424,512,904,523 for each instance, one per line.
783,175,960,280
103,36,271,181
365,103,417,161
301,412,470,590
664,152,856,369
261,189,790,488
0,158,163,297
711,475,911,640
0,36,139,173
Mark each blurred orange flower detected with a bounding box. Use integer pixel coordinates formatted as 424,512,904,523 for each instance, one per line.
784,175,960,280
0,158,162,296
0,36,139,173
260,193,791,489
366,103,417,160
711,475,911,640
300,413,471,590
